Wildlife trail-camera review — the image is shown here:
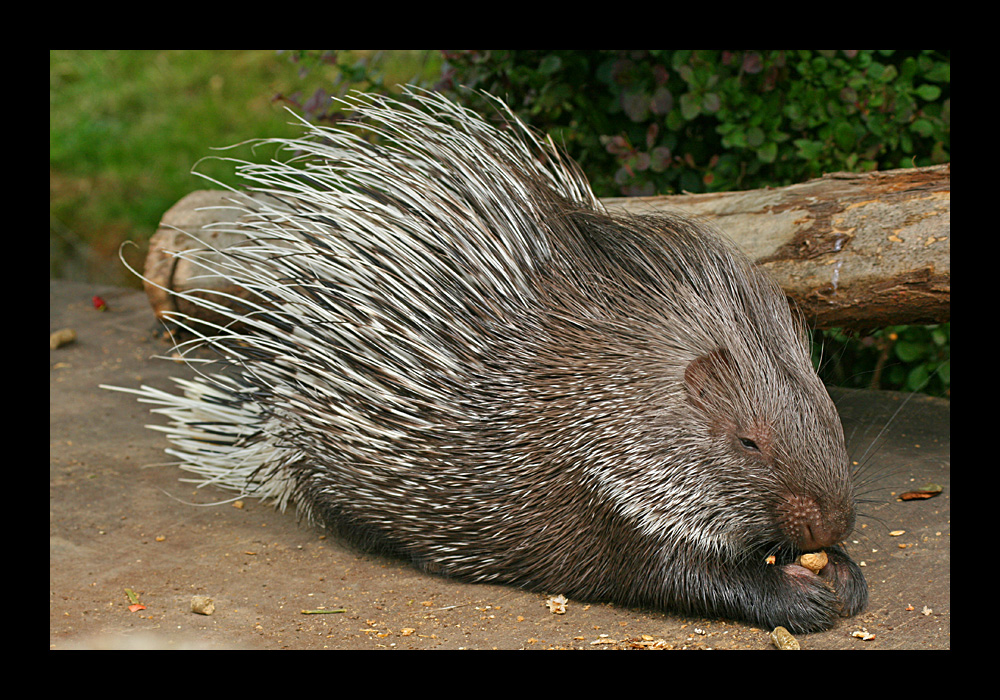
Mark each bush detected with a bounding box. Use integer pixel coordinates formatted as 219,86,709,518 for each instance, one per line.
435,50,949,199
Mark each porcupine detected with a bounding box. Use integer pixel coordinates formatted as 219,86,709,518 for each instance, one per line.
107,87,867,633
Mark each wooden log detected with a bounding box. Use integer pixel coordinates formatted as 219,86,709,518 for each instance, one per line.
142,190,261,338
603,164,950,329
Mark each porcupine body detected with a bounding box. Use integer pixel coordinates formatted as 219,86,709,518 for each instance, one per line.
112,88,867,633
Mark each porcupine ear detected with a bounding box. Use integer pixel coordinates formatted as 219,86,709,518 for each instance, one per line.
684,348,734,414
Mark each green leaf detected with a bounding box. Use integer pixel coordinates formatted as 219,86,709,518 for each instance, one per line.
906,363,930,392
538,54,562,75
757,141,778,163
911,118,935,137
894,340,925,362
834,121,856,151
794,138,824,161
916,84,942,101
680,92,701,119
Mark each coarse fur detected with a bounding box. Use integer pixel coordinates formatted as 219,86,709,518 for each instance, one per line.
108,87,867,633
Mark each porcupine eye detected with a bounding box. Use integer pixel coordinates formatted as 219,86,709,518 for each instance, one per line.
739,437,760,451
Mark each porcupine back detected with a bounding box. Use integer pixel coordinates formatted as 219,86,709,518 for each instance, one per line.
116,88,865,632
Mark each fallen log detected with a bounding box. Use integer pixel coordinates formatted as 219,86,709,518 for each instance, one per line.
604,164,950,328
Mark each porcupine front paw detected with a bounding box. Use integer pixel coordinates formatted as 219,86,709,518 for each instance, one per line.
816,544,868,617
762,545,868,633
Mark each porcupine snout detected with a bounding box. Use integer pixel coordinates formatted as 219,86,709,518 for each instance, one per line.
775,492,856,551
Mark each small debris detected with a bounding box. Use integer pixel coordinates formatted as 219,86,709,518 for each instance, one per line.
590,636,617,646
50,328,76,349
899,483,943,501
770,626,800,650
191,596,215,616
545,594,568,614
125,588,146,613
621,636,673,649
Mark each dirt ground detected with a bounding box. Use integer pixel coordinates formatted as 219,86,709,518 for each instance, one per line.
50,280,950,650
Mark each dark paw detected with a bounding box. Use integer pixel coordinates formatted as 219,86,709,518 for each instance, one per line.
673,546,869,634
817,545,869,617
771,563,842,633
769,546,868,633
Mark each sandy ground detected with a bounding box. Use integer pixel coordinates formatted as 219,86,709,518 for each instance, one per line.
50,280,950,649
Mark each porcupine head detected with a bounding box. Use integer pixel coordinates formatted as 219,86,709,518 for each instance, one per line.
107,88,867,635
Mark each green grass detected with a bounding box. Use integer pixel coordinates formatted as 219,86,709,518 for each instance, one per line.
50,50,439,286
